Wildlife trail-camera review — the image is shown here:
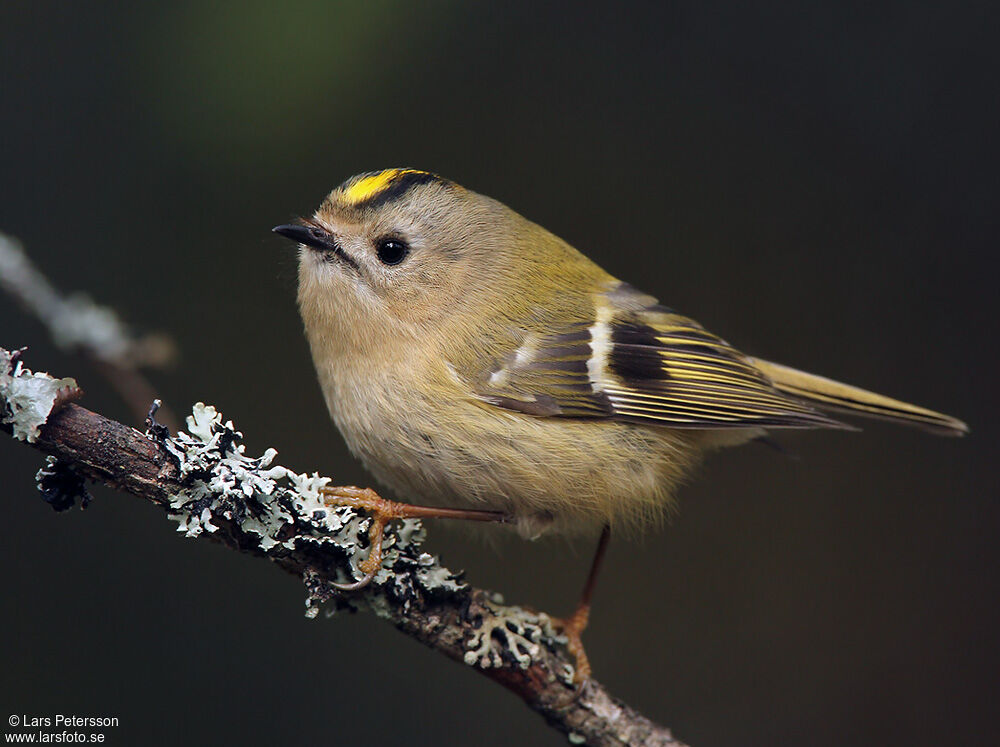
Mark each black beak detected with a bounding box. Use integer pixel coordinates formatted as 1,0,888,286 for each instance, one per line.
273,223,326,250
272,223,361,273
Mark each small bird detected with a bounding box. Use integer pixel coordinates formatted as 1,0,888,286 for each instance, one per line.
274,168,967,684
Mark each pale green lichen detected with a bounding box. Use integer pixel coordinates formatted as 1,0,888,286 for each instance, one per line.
463,598,570,679
160,403,464,597
0,348,77,443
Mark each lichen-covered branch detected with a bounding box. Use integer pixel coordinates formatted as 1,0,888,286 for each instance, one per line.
0,345,688,747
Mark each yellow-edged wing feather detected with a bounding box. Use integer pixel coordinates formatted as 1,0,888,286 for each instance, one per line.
586,302,847,429
475,283,966,436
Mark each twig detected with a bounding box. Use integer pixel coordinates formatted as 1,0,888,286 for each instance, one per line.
0,345,687,747
0,233,178,429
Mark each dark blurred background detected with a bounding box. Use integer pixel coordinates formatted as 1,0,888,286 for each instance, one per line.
1,2,996,745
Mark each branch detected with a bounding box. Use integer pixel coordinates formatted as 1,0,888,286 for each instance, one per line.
0,232,179,430
0,345,688,747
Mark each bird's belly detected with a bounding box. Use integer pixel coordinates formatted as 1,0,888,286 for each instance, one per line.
326,379,700,538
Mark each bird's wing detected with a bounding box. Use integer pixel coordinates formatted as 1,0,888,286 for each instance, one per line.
471,283,846,430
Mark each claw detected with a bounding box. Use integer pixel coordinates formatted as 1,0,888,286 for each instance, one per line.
320,486,392,592
550,524,611,707
329,566,378,591
318,485,509,593
549,605,593,708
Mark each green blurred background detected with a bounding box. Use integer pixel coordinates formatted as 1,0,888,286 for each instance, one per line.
1,2,996,745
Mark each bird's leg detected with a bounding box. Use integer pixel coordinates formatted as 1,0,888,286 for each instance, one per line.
553,524,611,689
319,485,509,591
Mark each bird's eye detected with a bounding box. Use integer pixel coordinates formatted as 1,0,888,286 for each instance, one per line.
375,238,409,266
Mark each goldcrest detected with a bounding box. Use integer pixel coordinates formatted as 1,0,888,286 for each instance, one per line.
275,168,965,540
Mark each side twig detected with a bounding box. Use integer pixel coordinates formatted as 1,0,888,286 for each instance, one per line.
0,233,178,429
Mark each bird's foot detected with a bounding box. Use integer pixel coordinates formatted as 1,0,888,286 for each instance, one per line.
549,524,611,706
319,485,403,591
549,602,594,707
319,485,508,592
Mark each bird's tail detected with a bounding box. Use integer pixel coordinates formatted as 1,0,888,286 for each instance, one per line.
750,358,969,437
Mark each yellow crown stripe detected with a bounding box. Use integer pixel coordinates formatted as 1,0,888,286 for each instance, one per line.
342,169,427,205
